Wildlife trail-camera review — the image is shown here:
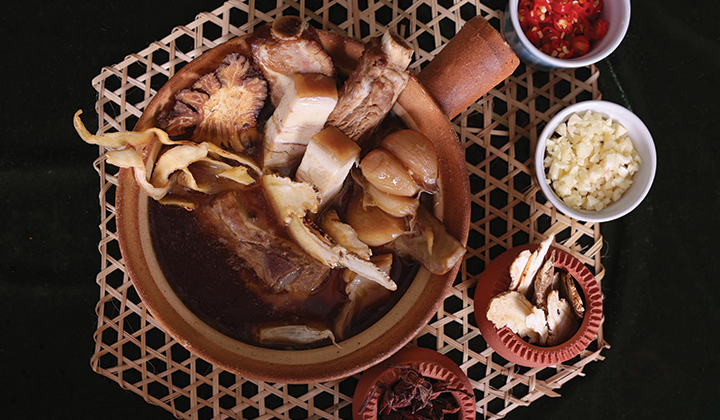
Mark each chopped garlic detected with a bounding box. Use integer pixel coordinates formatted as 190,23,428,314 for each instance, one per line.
544,111,642,211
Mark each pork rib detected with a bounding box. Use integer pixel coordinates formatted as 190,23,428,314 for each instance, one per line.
326,30,413,148
196,190,329,297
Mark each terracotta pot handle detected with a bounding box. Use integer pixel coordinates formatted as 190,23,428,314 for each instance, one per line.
417,16,519,120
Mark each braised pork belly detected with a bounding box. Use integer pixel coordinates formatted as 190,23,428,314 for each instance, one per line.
251,16,336,106
262,73,339,173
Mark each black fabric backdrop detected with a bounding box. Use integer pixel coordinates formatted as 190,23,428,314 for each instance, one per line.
1,0,719,418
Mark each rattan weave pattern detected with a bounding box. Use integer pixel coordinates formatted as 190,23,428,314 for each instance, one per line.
88,1,610,419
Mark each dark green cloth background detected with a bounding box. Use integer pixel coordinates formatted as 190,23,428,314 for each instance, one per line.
1,0,718,418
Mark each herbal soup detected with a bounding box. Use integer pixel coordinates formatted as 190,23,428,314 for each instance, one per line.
74,16,466,349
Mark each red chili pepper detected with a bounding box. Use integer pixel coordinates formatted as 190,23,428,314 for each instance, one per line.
520,0,605,59
540,42,553,56
580,3,595,20
551,38,573,59
588,19,609,39
573,16,590,36
519,7,539,28
533,4,552,23
573,0,591,10
587,0,603,22
553,13,575,34
541,26,562,43
525,25,543,46
571,35,590,56
552,0,573,14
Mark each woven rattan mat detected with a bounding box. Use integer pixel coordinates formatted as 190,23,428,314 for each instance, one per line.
88,1,610,419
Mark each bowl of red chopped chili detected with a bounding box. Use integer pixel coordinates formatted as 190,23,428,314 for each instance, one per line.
504,0,630,71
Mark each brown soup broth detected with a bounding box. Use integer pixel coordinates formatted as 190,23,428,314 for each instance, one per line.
148,198,418,347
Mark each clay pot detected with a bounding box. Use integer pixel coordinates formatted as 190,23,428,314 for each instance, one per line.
474,245,603,367
116,18,518,383
352,347,476,420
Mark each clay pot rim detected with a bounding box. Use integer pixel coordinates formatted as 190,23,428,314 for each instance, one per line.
474,244,604,367
352,347,476,420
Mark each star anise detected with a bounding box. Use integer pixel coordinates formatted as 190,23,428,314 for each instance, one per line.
359,364,472,420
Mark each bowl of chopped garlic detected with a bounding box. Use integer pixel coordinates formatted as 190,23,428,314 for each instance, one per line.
534,100,656,223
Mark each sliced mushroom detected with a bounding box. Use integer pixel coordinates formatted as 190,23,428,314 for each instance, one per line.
262,73,338,173
178,158,256,196
264,175,396,290
158,53,268,152
321,209,372,260
256,324,338,348
389,206,466,275
513,234,555,299
546,290,579,346
334,254,394,340
508,250,532,291
533,250,556,309
285,214,344,265
345,254,394,297
486,291,540,343
524,306,550,345
561,272,585,319
74,110,261,201
263,173,321,224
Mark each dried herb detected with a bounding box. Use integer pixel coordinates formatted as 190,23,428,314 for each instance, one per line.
359,364,472,420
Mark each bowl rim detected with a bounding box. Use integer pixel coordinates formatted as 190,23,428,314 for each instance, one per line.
534,100,657,223
506,0,631,68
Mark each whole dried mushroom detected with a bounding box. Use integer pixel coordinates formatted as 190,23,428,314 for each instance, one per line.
158,53,268,152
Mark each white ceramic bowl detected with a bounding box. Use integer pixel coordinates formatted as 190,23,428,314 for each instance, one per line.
534,100,656,223
504,0,631,71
